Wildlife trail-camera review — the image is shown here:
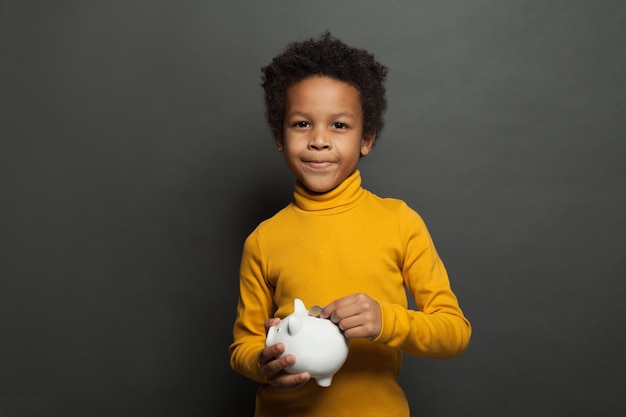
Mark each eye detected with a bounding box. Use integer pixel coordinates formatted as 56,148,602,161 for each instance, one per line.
332,122,348,129
293,121,310,128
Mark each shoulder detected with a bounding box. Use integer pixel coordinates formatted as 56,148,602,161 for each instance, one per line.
363,191,431,238
365,190,422,217
244,203,295,239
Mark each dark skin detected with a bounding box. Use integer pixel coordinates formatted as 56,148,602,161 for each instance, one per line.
258,293,383,391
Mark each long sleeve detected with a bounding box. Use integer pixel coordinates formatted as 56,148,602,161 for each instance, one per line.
229,229,274,383
374,204,471,358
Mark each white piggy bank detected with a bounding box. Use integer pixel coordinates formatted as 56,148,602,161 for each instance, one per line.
266,298,349,387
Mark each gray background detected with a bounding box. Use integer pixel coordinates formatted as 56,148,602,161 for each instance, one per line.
1,1,625,416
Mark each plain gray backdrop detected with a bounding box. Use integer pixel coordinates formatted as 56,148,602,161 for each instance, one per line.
1,1,625,416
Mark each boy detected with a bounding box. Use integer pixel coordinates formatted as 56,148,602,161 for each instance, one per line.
229,32,471,417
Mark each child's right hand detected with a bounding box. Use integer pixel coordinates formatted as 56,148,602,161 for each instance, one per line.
258,317,311,391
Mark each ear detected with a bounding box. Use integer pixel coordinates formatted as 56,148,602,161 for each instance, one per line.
287,315,304,335
275,133,284,152
360,131,376,156
293,298,306,313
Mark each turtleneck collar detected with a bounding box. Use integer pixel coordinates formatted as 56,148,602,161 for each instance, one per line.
292,170,365,214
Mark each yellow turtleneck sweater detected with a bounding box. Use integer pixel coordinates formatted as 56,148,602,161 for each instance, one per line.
230,170,471,417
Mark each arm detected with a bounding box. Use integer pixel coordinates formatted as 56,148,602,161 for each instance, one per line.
321,204,471,358
228,230,312,389
377,205,471,358
229,230,274,383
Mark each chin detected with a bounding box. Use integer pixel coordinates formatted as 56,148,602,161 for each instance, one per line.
298,172,343,194
303,181,338,194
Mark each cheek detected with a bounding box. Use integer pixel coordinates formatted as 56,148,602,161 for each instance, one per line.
283,138,305,154
345,141,366,157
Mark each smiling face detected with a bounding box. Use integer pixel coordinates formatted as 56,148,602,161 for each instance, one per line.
276,76,376,194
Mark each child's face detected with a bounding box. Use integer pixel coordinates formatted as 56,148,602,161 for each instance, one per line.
277,76,375,194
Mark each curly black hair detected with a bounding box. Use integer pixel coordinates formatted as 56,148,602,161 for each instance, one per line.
261,31,388,142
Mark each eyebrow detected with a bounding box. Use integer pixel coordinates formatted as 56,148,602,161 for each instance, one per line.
286,110,356,120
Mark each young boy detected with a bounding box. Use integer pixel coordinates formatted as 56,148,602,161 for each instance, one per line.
229,32,471,417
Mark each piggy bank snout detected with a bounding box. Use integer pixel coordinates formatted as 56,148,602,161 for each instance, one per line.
266,326,277,345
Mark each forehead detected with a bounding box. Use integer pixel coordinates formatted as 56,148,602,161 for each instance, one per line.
285,76,362,115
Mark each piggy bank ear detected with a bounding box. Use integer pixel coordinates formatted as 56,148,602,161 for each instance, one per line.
293,298,306,313
287,315,304,335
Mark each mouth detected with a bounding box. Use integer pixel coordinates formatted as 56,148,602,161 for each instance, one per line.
303,159,334,169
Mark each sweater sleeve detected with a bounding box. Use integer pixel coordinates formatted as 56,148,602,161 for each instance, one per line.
229,228,274,383
374,204,471,358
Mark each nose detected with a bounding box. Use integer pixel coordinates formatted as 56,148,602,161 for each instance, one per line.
308,127,331,150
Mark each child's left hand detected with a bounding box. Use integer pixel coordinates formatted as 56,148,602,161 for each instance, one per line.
320,293,382,340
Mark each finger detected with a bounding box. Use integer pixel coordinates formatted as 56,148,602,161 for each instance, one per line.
265,317,281,331
341,324,369,339
264,353,296,376
336,314,360,331
328,301,365,325
271,372,311,392
258,342,285,366
320,294,358,319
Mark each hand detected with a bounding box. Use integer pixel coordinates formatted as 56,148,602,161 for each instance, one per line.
258,317,311,391
320,293,382,340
